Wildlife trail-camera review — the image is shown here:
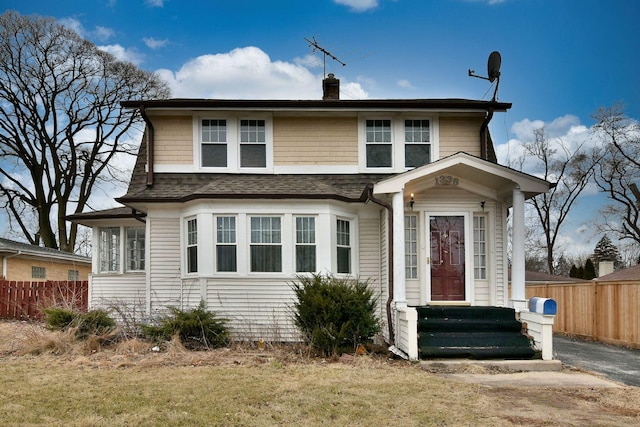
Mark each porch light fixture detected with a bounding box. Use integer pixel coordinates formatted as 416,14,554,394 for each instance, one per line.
409,193,415,210
480,201,485,211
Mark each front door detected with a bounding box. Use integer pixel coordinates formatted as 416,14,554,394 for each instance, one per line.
429,215,465,301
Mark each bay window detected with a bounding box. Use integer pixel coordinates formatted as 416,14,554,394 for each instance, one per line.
295,216,316,273
250,216,282,272
216,216,237,272
336,219,351,274
186,218,198,273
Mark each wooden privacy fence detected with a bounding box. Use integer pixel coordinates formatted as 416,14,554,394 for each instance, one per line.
0,280,88,320
526,281,640,348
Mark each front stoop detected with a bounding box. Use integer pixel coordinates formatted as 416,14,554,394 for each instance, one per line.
417,306,537,360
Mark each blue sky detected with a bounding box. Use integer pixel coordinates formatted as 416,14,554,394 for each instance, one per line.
2,0,639,257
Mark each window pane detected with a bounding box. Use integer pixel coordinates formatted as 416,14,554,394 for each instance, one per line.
126,227,145,271
217,245,237,272
240,144,266,167
68,270,79,281
337,247,351,274
405,215,418,279
251,246,282,272
187,219,197,273
100,227,120,272
366,144,392,167
240,119,265,143
404,120,430,142
405,144,431,168
296,246,316,272
202,119,227,142
474,215,486,280
202,144,227,167
366,119,391,143
217,217,236,243
296,217,315,244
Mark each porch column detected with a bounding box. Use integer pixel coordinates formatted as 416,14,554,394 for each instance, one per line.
511,186,527,311
392,191,407,307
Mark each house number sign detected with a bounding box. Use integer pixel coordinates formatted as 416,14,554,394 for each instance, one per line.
435,175,459,186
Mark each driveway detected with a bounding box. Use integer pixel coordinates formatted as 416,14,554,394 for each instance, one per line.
554,335,640,387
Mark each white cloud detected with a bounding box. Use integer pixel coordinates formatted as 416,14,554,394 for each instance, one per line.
397,79,415,89
98,44,144,66
145,0,165,7
58,17,115,43
156,46,368,100
462,0,507,5
94,26,114,42
143,37,169,50
334,0,379,12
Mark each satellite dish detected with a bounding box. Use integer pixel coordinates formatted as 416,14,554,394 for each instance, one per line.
487,51,501,82
468,51,502,101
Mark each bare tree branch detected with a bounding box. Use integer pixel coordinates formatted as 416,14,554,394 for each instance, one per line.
0,11,170,252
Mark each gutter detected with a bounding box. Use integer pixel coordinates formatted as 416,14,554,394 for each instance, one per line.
366,184,395,346
2,251,22,279
139,106,155,187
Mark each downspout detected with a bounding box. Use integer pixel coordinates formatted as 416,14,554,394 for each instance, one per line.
139,106,155,187
366,184,395,345
2,251,22,279
480,106,494,160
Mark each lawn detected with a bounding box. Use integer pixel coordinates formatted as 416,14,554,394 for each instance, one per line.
1,321,639,426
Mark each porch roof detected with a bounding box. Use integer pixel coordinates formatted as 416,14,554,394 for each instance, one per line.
373,152,551,203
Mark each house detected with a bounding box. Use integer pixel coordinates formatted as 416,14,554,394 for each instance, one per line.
70,74,551,359
0,237,91,281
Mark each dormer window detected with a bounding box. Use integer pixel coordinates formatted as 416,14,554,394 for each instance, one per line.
404,119,431,168
240,119,266,168
201,119,227,167
365,119,392,168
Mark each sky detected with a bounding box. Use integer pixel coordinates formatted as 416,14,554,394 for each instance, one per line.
2,0,639,258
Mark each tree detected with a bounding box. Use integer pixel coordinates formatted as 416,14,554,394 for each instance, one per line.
514,128,598,274
583,258,596,280
592,103,640,249
592,235,621,269
0,11,170,252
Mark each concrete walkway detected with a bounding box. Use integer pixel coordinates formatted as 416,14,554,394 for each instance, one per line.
553,335,640,387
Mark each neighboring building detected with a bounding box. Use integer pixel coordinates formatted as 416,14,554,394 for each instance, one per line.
70,74,551,359
0,237,91,281
596,263,640,281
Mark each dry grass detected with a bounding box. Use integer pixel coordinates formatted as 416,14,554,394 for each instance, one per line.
0,320,639,426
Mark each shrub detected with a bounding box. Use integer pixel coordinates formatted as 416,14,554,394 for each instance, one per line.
43,307,76,330
140,301,230,350
291,274,380,356
43,307,116,338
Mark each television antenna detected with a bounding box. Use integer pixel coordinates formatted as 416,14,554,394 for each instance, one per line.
468,51,502,101
304,36,346,78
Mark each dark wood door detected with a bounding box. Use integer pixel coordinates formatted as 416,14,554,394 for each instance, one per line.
430,215,465,301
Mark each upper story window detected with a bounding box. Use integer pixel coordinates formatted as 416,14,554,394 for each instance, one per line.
250,216,282,272
404,119,431,168
186,218,198,274
201,119,227,167
365,119,392,168
198,116,272,171
240,119,266,168
295,216,316,273
216,216,237,272
126,227,146,271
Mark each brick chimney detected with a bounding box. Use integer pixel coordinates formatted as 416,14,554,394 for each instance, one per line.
322,73,340,100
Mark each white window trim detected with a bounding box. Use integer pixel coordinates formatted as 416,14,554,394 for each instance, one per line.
359,114,440,173
185,217,198,275
334,215,359,275
193,114,273,173
248,214,285,274
125,226,146,273
214,215,238,274
294,215,318,274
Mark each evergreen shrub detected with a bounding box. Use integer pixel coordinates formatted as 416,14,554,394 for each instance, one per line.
291,274,380,356
140,301,229,350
